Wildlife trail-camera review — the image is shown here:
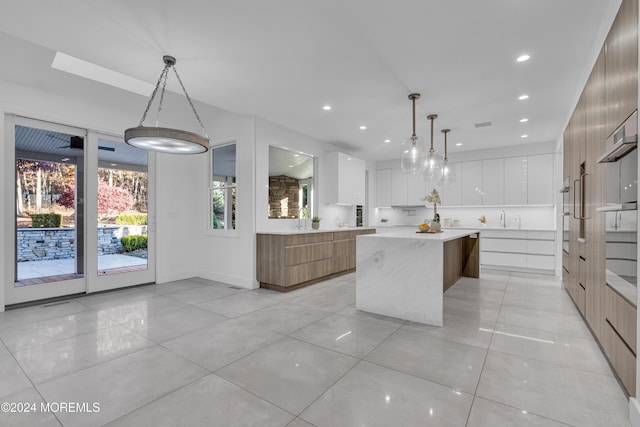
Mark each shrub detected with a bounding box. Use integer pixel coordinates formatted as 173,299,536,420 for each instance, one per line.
115,213,147,225
120,235,148,252
31,213,63,228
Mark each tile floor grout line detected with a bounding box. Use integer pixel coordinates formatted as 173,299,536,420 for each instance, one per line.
471,395,577,427
0,334,65,426
465,273,510,426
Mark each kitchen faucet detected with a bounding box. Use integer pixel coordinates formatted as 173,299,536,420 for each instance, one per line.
499,210,506,228
297,207,306,229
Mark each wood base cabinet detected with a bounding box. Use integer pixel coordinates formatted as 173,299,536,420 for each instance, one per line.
603,285,637,395
562,0,637,398
257,229,375,291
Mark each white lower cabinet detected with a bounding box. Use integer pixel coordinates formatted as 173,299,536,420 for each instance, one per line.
480,229,556,273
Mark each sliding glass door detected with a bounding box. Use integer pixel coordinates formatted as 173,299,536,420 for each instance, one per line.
86,133,155,293
8,116,87,304
6,116,155,305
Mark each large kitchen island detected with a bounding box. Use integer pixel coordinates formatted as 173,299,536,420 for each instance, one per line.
356,229,480,326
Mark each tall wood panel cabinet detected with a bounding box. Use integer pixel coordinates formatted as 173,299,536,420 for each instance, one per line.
563,0,638,396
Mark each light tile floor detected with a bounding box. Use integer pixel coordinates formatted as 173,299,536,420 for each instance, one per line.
0,270,630,426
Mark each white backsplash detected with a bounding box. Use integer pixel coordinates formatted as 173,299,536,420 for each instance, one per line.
374,205,556,230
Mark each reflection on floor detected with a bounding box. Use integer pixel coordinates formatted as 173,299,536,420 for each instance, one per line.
0,271,630,426
17,254,147,282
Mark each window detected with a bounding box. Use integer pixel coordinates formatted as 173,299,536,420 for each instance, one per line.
210,143,237,230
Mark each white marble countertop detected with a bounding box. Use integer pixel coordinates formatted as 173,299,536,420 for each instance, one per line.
359,228,480,242
377,225,556,232
606,270,637,308
256,226,377,235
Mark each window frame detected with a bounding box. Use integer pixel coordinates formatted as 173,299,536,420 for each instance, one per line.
208,140,238,236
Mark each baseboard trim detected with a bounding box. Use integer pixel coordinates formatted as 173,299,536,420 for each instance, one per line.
195,270,257,289
630,397,640,427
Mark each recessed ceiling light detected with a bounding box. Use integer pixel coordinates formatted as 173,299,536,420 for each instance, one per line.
294,154,300,157
518,95,529,100
323,105,331,111
359,125,367,130
347,157,352,160
51,52,154,97
384,139,391,143
520,118,529,122
110,163,117,166
521,134,529,138
517,54,530,62
289,165,293,168
456,143,463,146
61,157,70,162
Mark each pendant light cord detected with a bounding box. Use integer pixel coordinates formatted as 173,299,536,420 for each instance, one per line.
172,65,209,139
412,97,417,140
139,63,171,127
137,62,209,139
443,130,448,160
429,116,435,153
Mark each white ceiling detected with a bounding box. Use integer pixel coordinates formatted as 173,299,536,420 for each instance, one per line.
0,0,621,161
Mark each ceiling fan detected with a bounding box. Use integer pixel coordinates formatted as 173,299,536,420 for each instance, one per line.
51,134,115,151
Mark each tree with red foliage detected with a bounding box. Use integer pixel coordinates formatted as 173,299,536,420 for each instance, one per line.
97,180,133,218
57,181,133,219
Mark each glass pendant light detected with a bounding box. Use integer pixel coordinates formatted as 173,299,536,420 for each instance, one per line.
401,93,427,174
423,114,443,181
125,55,209,154
439,129,456,185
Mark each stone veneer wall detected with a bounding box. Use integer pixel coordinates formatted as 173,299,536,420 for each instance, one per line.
17,225,147,262
269,175,300,218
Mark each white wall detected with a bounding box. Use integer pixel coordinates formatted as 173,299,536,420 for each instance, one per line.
0,74,250,307
192,111,257,288
254,117,351,233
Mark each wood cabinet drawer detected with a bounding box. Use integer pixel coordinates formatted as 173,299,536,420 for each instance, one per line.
333,255,355,273
285,242,333,266
602,319,636,396
333,230,358,241
333,239,355,257
285,233,333,246
604,284,637,350
285,259,334,286
575,282,586,315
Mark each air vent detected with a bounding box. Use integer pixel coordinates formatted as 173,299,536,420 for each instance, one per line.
474,122,492,128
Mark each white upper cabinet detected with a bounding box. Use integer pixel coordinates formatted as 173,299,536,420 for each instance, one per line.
376,152,556,207
376,169,392,207
504,156,528,205
462,161,483,206
527,154,553,205
441,162,462,206
482,158,505,205
352,157,366,205
391,168,408,206
407,173,426,205
325,152,365,205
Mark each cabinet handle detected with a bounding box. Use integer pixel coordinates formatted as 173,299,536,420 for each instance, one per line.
580,173,589,220
573,178,580,220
